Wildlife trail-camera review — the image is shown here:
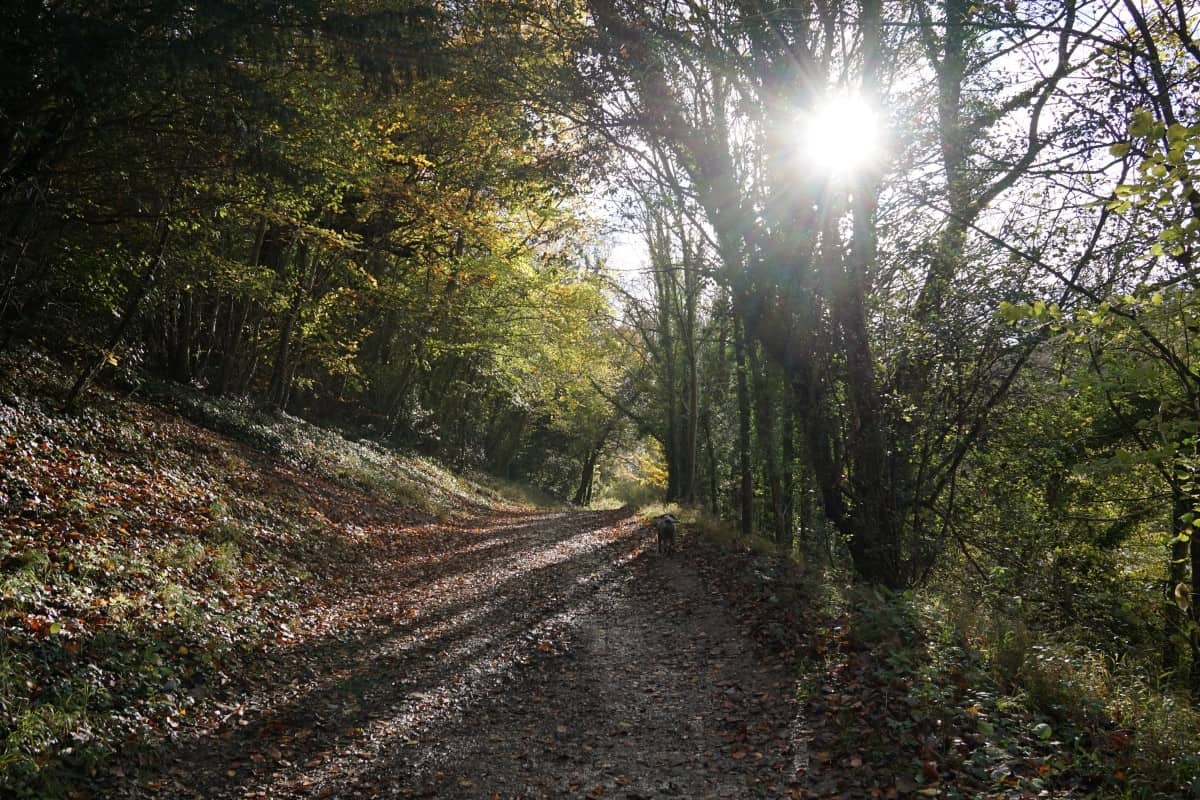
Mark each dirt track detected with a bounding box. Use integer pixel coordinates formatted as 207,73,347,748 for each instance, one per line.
105,509,800,799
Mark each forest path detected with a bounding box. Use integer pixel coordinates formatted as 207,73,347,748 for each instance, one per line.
106,508,800,799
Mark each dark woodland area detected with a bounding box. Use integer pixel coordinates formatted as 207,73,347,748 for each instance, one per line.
2,1,1200,798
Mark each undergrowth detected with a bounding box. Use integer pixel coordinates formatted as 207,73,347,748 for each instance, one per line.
639,503,782,557
152,382,520,517
468,472,571,510
689,516,1200,799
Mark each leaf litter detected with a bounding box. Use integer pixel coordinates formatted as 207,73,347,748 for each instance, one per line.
1,351,802,798
93,512,802,799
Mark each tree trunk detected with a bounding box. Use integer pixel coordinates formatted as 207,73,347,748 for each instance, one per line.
704,303,732,517
1165,486,1189,674
798,465,812,550
236,307,265,396
781,380,796,552
702,408,719,516
214,218,268,396
1190,524,1199,703
167,287,195,384
681,226,700,506
573,444,600,506
733,315,753,537
833,244,903,588
661,328,681,502
213,295,248,396
65,219,170,410
749,339,786,543
0,199,38,347
268,246,312,408
683,326,699,505
384,350,422,441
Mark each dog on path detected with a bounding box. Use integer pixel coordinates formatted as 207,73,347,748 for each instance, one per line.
655,513,677,555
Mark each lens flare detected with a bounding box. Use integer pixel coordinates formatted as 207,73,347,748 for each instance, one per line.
798,92,883,177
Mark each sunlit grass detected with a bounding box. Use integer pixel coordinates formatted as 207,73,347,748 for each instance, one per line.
658,504,781,555
466,472,569,509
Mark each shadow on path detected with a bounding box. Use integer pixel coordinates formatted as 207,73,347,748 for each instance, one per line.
101,508,643,798
102,508,800,799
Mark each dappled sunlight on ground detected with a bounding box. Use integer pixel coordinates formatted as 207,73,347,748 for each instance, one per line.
106,509,663,798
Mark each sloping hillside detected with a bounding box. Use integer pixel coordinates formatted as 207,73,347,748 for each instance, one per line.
0,350,542,796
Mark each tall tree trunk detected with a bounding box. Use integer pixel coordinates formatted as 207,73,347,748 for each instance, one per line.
704,303,732,517
749,339,786,542
683,327,699,505
661,317,681,502
167,287,195,384
268,246,312,408
733,315,753,537
1165,486,1189,673
573,444,601,506
65,219,170,410
214,218,268,396
781,380,796,552
681,224,700,506
838,0,903,587
1189,525,1199,703
831,247,902,585
702,408,719,516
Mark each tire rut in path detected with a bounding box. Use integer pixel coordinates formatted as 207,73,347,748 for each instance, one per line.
109,509,799,799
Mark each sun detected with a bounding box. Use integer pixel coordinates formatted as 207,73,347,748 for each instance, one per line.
797,92,883,177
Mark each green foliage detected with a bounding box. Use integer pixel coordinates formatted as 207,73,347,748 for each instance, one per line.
593,437,669,508
466,473,569,510
678,505,780,556
811,584,1200,800
1109,111,1200,257
0,0,610,503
